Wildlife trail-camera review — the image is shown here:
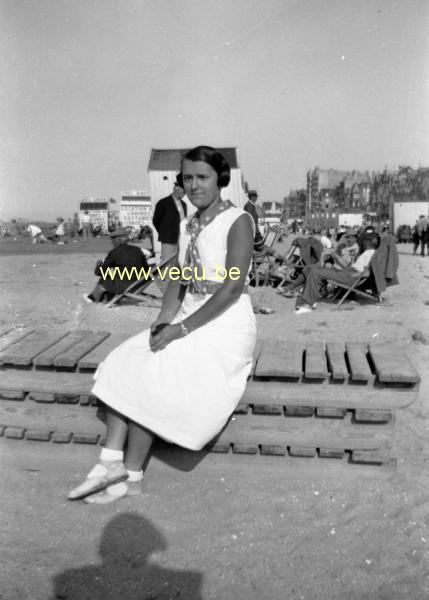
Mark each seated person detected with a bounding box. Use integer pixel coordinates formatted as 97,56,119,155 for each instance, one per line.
294,235,379,314
318,229,332,250
84,228,150,303
322,234,359,270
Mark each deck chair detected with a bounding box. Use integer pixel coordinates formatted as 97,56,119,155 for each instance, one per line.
326,233,398,310
249,230,281,287
105,257,171,308
326,264,381,310
272,237,322,290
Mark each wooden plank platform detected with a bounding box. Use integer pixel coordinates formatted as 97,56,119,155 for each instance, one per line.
0,327,420,465
0,328,421,389
214,413,393,451
0,399,393,455
0,370,418,410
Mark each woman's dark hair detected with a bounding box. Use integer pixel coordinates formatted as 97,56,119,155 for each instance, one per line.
181,146,231,188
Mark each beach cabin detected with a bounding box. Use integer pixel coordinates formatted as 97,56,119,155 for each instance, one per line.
148,147,248,213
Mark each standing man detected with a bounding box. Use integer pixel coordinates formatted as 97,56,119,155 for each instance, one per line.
152,175,187,264
244,189,263,250
72,212,81,241
417,214,429,257
81,211,92,241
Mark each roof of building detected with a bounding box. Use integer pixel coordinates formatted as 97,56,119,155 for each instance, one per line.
317,169,349,190
80,202,108,210
148,148,239,171
262,201,283,214
344,171,371,190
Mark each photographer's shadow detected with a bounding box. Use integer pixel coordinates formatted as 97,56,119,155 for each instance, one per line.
52,512,203,600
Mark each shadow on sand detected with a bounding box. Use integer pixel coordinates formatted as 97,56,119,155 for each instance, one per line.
52,512,203,600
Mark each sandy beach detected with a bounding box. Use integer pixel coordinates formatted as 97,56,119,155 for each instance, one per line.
1,236,429,600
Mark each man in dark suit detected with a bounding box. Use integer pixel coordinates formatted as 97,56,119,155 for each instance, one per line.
84,228,150,303
244,189,264,250
152,175,187,263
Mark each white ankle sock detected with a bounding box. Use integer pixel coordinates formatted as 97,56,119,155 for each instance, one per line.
127,469,143,482
100,448,124,462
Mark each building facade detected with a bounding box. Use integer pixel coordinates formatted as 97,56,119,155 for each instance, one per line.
284,189,307,221
119,191,152,230
79,199,110,232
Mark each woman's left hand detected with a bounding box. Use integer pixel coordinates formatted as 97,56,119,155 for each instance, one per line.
149,324,182,352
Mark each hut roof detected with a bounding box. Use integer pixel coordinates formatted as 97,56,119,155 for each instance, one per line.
148,148,239,171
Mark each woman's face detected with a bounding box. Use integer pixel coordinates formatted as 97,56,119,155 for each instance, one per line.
182,159,220,211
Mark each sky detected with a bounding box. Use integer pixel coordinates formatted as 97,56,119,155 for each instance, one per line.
1,0,429,220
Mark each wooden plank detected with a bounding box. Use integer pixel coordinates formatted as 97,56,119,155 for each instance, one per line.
0,330,69,366
316,407,347,419
53,332,111,368
250,339,264,377
305,342,329,379
282,343,304,378
285,406,314,417
354,409,392,423
33,331,91,366
5,426,26,439
289,446,316,457
345,343,372,382
0,389,26,400
369,344,420,384
25,431,51,441
260,444,286,456
253,404,283,415
243,382,417,410
326,342,349,380
350,450,393,465
233,402,249,414
0,326,14,338
78,333,129,370
215,413,393,451
0,370,417,411
319,448,345,459
255,341,304,378
0,328,34,354
232,443,258,454
0,397,104,435
0,369,94,395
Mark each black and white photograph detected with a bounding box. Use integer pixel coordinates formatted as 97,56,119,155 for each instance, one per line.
0,1,428,598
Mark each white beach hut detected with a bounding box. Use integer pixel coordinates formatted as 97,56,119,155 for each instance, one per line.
148,147,248,213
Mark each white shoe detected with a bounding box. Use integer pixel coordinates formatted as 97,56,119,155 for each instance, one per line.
294,305,313,315
83,293,93,304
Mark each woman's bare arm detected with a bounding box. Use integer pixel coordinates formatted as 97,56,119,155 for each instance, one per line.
150,214,253,351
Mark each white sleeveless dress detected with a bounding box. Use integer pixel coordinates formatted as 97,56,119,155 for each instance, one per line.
91,207,257,451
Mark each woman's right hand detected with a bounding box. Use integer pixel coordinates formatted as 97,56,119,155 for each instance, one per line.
150,316,171,337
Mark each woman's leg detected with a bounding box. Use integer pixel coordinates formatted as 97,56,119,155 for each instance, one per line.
68,406,129,500
124,420,154,472
81,420,154,504
104,406,129,449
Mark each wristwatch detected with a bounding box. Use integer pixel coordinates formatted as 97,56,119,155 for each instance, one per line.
179,321,189,337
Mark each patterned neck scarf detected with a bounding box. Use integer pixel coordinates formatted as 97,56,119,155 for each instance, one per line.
183,199,233,294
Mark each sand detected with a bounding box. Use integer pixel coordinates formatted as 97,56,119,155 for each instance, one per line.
0,236,429,600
